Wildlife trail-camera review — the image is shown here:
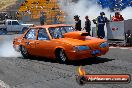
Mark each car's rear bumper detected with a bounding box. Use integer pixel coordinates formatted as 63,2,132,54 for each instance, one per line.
66,47,109,60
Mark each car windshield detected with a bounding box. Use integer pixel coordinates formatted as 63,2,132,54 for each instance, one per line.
48,26,74,39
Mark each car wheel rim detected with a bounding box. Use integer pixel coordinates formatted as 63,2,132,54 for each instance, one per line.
21,46,28,55
59,50,66,62
3,30,7,34
0,30,3,34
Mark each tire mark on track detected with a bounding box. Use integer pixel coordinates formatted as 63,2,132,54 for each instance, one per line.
11,58,77,87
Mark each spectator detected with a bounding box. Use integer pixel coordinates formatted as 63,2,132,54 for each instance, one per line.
74,15,82,31
93,12,109,39
40,12,45,25
84,16,91,36
53,15,58,24
112,12,124,21
15,12,19,20
27,9,31,15
5,13,8,19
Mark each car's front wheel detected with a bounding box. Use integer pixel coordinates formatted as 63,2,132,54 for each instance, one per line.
56,49,68,63
20,45,30,59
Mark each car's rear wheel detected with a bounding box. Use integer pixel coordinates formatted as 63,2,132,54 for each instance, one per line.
20,45,30,59
0,30,3,35
56,49,68,63
0,29,7,35
3,29,7,34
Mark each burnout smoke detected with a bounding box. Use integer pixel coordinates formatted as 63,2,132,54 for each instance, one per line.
121,7,132,20
0,35,21,57
58,0,132,27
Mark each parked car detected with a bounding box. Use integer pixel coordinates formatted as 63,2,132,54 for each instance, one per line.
0,19,33,34
13,24,109,63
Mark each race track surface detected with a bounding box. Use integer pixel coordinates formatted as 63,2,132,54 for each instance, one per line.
0,35,132,88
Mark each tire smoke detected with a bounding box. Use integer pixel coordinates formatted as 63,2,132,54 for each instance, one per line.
0,35,21,57
58,0,132,27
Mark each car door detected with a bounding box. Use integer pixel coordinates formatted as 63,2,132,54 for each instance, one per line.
35,28,52,58
23,28,37,55
6,21,12,32
11,21,20,31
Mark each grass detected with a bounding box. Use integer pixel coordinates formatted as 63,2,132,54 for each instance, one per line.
0,0,17,10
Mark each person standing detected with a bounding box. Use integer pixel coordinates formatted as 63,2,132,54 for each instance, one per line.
112,12,124,21
40,12,45,25
74,15,82,31
93,12,109,39
84,16,91,36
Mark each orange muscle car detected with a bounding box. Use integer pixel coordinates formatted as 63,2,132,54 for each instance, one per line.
13,24,109,63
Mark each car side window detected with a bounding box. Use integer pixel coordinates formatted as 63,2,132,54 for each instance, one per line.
54,28,63,38
64,26,74,33
25,29,36,40
38,28,50,40
8,21,11,25
12,21,19,25
60,27,66,35
49,27,63,39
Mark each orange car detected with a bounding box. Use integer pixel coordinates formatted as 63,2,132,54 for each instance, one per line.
13,24,109,63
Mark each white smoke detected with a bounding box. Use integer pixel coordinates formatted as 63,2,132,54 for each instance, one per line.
0,35,21,57
59,0,132,27
121,7,132,20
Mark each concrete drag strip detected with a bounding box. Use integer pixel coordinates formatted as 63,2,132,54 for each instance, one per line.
0,35,132,88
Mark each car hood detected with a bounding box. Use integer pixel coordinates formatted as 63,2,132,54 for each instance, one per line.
54,37,106,46
61,31,106,45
